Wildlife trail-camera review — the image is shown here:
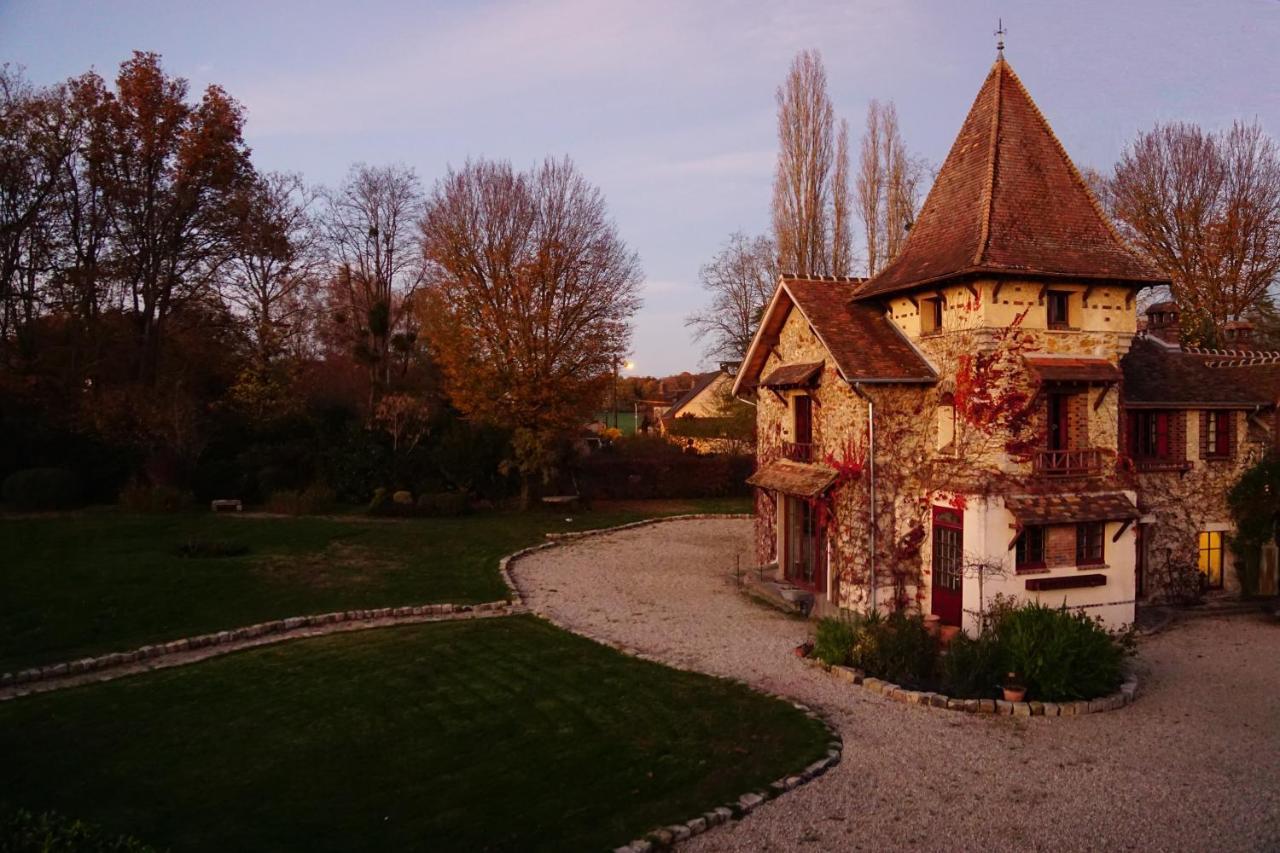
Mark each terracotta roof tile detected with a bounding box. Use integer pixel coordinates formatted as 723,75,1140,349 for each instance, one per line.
783,278,936,383
746,459,838,498
1006,491,1139,526
1025,356,1122,384
857,59,1166,300
760,361,824,388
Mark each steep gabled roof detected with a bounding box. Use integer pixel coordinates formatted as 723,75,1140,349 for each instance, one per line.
733,276,936,396
857,58,1167,300
664,370,724,419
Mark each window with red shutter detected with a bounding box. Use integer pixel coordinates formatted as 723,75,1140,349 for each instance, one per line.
1215,411,1230,457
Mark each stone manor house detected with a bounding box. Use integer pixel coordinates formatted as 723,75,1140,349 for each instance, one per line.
733,56,1280,631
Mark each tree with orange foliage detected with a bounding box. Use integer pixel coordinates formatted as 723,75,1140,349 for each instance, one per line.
418,157,642,507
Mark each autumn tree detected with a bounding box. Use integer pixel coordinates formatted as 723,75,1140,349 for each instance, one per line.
1109,120,1280,344
856,100,927,277
99,52,253,382
686,231,777,361
419,157,642,507
320,163,425,406
771,50,853,277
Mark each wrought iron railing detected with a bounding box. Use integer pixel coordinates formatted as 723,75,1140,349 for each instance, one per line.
1033,448,1103,477
782,441,814,463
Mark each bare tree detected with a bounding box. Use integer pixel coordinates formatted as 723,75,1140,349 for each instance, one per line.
222,171,319,367
772,50,851,277
686,231,777,361
832,119,854,277
1110,120,1280,343
320,162,425,400
419,156,642,507
856,100,927,276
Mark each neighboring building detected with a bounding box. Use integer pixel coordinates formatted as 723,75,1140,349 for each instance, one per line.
662,364,753,454
662,370,734,422
732,55,1277,631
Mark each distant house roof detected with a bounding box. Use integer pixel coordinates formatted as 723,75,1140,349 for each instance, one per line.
760,361,824,389
1025,356,1123,384
856,59,1166,301
1005,492,1139,526
1121,336,1274,408
664,371,724,419
734,277,936,396
746,459,838,498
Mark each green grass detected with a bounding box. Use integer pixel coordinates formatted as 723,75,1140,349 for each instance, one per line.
0,616,827,852
0,497,750,673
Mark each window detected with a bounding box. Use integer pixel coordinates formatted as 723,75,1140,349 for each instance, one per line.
785,395,813,462
1129,411,1170,458
1047,291,1071,329
1047,393,1070,451
1016,525,1046,570
1203,411,1230,458
936,402,956,452
1198,531,1223,588
1076,522,1105,565
922,297,944,334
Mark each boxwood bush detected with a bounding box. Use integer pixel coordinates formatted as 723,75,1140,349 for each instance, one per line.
992,602,1132,701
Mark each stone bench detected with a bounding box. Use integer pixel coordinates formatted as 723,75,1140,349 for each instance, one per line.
211,499,243,513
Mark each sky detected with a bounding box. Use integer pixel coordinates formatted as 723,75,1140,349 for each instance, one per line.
3,0,1278,376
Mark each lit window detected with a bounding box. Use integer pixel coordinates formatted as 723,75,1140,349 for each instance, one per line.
1198,531,1223,588
1076,522,1105,565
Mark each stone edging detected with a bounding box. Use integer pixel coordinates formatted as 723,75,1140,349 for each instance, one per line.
502,514,843,852
1,600,518,696
799,656,1139,717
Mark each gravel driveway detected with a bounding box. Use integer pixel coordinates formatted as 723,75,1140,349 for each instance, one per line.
511,517,1280,852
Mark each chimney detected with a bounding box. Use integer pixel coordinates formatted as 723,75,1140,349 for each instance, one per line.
1224,320,1255,349
1145,302,1181,345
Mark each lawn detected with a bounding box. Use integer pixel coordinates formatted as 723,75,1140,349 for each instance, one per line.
0,616,828,852
0,497,749,673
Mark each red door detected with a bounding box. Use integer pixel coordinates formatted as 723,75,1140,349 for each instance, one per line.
930,506,963,626
784,497,826,592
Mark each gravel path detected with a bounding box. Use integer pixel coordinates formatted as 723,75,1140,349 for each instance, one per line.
512,518,1280,852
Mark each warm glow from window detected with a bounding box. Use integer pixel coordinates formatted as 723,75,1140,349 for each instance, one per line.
1198,531,1223,588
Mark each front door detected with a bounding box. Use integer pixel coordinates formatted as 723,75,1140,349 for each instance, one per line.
784,496,825,592
930,506,963,626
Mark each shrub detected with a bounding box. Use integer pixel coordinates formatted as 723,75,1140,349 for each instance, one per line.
991,602,1132,701
866,612,939,688
367,487,388,515
939,633,1003,698
0,804,156,852
0,468,82,511
265,484,337,516
175,538,249,558
416,492,469,517
812,615,858,666
117,482,191,513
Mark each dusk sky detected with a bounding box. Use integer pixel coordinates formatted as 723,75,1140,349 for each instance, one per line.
4,0,1277,376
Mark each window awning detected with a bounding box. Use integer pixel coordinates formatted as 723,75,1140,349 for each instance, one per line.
746,459,837,498
1025,356,1122,384
1005,492,1139,526
759,361,824,389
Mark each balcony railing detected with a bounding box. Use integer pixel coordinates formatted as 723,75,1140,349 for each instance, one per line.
1033,448,1103,477
782,441,815,463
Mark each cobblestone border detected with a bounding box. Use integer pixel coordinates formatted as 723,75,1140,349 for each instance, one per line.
503,515,845,852
1,600,518,696
800,655,1139,717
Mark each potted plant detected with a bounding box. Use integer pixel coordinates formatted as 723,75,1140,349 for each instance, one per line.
1002,672,1027,702
938,623,961,645
923,614,941,636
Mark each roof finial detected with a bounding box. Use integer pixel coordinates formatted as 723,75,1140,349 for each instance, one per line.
994,18,1007,59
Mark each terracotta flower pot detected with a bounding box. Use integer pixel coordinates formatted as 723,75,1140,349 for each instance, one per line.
938,624,961,645
923,614,942,636
1003,685,1027,702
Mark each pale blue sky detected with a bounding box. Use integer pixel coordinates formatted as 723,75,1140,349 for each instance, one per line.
4,0,1278,375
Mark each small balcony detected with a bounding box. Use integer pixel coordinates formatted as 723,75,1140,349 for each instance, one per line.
782,441,815,463
1033,448,1104,477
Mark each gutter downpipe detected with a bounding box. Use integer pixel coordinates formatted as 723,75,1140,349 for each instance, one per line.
853,382,876,612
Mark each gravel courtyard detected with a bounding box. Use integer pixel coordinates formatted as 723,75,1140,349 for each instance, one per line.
512,518,1280,852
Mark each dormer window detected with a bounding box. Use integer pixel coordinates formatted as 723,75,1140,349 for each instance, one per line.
922,297,944,335
1047,291,1071,330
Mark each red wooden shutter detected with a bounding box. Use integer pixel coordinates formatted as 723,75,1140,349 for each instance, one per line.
1155,413,1170,458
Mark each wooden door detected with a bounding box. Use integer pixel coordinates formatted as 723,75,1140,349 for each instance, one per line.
930,506,963,626
784,497,825,592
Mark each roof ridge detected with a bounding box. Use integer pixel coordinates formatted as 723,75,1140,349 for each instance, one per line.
973,58,1003,266
997,60,1148,269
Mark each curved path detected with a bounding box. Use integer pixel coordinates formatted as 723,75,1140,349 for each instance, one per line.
511,517,1280,852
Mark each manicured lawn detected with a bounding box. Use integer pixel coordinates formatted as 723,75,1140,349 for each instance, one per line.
0,616,827,852
0,497,749,672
